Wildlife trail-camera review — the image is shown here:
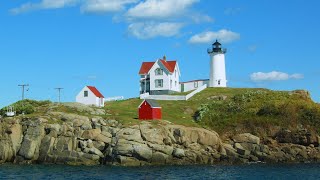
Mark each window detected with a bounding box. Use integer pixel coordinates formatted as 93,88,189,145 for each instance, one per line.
155,79,163,88
84,91,88,97
155,68,163,75
218,80,221,85
170,80,172,89
194,81,198,88
175,81,177,87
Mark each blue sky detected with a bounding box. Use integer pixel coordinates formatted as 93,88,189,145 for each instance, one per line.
0,0,320,107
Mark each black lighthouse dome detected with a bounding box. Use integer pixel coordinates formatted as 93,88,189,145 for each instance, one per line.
207,40,227,54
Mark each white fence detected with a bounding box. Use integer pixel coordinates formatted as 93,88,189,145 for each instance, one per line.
186,84,207,100
105,96,124,102
140,84,207,101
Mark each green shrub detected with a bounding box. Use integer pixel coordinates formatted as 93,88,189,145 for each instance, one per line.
257,103,281,116
0,99,51,116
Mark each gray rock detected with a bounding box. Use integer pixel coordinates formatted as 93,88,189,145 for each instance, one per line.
233,133,260,145
93,141,105,151
88,147,104,157
116,128,144,143
173,148,185,158
79,140,87,149
9,124,23,155
133,144,152,161
152,152,169,164
140,123,166,145
116,155,141,166
235,143,250,156
148,143,173,155
18,125,45,160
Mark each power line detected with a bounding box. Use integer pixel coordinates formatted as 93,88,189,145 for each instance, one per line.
55,88,63,103
18,84,29,100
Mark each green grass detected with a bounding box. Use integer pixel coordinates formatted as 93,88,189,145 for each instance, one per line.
3,88,319,137
104,88,272,127
171,90,194,95
105,88,320,136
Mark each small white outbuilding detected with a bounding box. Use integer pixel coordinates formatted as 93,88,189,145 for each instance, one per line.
76,86,105,107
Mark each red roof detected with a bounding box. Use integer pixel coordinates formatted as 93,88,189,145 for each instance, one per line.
139,62,155,74
138,59,177,74
87,86,104,98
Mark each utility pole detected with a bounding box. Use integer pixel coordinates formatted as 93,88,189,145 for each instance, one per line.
55,88,63,103
18,84,29,100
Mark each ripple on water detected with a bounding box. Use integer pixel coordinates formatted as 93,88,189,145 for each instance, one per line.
0,163,320,179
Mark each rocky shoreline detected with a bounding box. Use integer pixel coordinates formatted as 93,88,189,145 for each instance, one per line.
1,112,320,166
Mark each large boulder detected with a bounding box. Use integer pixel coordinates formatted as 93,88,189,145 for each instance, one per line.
170,125,221,149
18,125,45,160
82,129,111,144
116,127,144,143
9,124,23,154
147,143,173,155
275,129,318,146
173,148,185,158
113,139,136,156
234,143,250,156
133,144,152,161
233,133,260,145
140,123,167,145
0,140,14,163
152,152,169,164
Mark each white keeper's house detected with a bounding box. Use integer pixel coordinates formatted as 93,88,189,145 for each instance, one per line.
139,56,181,95
138,40,228,100
76,86,105,107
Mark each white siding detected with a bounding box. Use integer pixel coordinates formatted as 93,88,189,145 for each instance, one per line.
181,80,209,92
76,86,104,107
209,53,227,87
149,62,169,91
148,60,180,92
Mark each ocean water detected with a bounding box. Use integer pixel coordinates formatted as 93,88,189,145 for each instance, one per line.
0,163,319,180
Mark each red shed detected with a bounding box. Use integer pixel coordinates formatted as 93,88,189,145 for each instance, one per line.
138,99,162,120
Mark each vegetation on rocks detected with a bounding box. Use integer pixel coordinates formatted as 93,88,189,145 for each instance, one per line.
106,88,320,138
0,99,51,116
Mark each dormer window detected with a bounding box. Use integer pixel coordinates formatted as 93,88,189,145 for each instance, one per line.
155,68,163,75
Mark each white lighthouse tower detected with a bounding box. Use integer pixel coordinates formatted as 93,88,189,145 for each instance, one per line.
207,40,227,87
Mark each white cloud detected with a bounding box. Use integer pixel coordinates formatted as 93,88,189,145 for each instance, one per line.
10,0,79,14
188,29,240,44
81,0,139,13
128,22,184,39
126,0,199,19
250,71,304,81
290,73,304,79
10,0,215,40
189,14,214,23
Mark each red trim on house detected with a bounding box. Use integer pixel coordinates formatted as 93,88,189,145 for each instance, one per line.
87,86,104,98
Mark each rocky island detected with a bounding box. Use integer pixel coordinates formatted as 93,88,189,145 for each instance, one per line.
1,88,320,166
